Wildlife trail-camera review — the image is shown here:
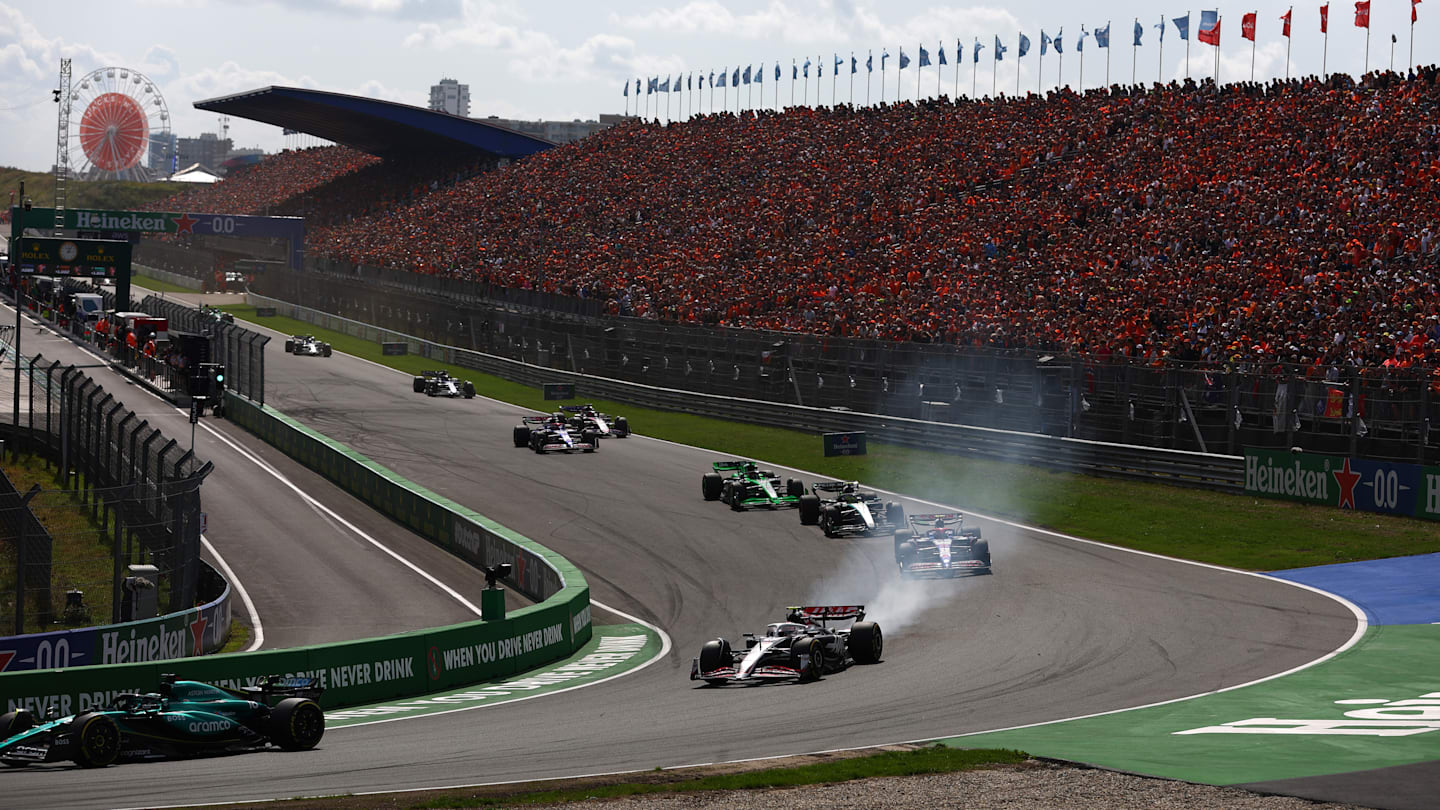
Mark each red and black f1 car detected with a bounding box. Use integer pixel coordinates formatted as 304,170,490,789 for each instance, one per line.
893,513,991,578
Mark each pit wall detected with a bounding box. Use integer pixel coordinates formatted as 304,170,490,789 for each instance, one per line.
1,394,591,713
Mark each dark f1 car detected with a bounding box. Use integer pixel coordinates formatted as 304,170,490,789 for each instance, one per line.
798,482,906,537
0,674,324,768
412,370,476,398
284,334,332,357
559,404,630,438
701,460,804,511
893,513,991,578
512,413,598,454
691,605,883,685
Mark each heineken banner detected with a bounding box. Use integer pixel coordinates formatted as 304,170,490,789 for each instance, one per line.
16,207,306,269
1244,448,1440,520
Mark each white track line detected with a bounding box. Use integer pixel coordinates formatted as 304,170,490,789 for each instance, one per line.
200,535,264,652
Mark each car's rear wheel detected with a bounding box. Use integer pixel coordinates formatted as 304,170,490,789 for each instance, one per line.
270,698,325,751
582,430,598,452
793,637,825,681
698,638,731,674
462,381,476,399
412,377,425,393
886,502,905,527
615,416,629,436
848,622,884,664
701,473,723,501
69,713,121,768
786,478,804,497
798,494,821,525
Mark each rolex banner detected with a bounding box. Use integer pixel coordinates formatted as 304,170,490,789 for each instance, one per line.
1243,448,1440,520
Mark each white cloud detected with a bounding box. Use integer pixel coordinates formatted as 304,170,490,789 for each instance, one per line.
612,2,1020,48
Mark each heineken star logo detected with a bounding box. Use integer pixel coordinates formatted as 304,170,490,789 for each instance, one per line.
1333,458,1362,509
172,212,198,234
190,610,208,656
0,650,14,672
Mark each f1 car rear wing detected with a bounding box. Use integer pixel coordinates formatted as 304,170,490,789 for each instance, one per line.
521,415,551,424
250,675,324,699
786,605,866,625
908,513,980,536
558,404,596,413
712,460,751,472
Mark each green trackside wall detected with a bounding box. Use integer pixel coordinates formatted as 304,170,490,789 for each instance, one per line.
1,394,592,714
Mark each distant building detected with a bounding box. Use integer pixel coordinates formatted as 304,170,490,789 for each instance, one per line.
482,113,635,145
176,133,232,176
149,132,178,176
429,78,470,117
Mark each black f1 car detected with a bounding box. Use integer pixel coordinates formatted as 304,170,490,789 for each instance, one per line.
691,605,883,685
413,370,476,398
701,460,804,510
798,482,905,537
559,404,630,438
0,674,324,768
512,413,598,453
284,334,332,357
893,513,992,577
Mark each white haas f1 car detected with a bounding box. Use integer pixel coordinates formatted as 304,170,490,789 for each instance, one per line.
413,370,476,398
894,513,991,578
559,404,630,437
512,414,598,454
691,606,883,685
284,335,332,357
798,482,905,537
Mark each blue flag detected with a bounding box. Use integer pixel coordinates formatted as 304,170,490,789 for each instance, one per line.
973,39,985,63
866,52,873,72
688,73,692,90
938,43,948,65
1134,20,1144,46
659,77,669,92
899,48,911,69
708,71,714,87
994,36,1007,61
835,54,843,74
1054,29,1064,54
1096,24,1110,48
754,64,762,84
1077,26,1087,52
775,63,780,81
743,65,751,84
623,81,629,97
718,69,726,88
803,57,810,77
919,45,931,67
881,49,889,69
818,59,824,78
1041,30,1051,55
1155,19,1167,42
793,61,798,79
1173,14,1189,40
852,55,858,73
1019,32,1031,58
732,67,739,86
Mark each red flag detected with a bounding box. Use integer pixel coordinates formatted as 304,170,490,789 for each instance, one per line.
1355,0,1371,27
1321,3,1329,32
1282,8,1293,35
1198,17,1222,44
1243,11,1258,39
1416,0,1424,24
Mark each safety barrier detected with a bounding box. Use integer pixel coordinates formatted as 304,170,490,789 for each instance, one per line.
249,293,1245,492
2,394,591,712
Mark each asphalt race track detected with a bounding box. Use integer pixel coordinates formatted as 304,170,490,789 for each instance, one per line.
6,311,1359,809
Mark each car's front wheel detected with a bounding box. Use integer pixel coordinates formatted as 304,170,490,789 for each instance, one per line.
69,713,121,768
794,637,825,681
848,622,883,664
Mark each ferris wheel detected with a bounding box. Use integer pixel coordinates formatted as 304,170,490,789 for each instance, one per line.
66,66,172,182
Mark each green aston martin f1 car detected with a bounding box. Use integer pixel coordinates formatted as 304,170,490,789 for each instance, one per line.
701,460,805,511
0,674,324,768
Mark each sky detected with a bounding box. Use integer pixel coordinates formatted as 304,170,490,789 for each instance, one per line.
1,0,1433,174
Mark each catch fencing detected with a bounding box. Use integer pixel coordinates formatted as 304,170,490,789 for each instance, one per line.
250,269,1437,467
140,295,269,404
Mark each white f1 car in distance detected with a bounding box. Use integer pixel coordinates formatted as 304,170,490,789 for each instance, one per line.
690,605,883,685
284,335,332,357
412,370,476,398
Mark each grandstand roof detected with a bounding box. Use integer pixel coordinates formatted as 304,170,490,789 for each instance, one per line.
193,86,556,159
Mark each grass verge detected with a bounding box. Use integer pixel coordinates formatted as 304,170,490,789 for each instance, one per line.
133,272,201,294
218,618,250,654
220,304,1440,572
182,744,1028,810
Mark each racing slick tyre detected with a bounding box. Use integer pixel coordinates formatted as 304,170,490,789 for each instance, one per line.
698,638,731,676
615,416,629,436
719,480,733,504
412,376,426,393
793,637,825,682
786,478,804,497
322,345,332,357
582,430,599,452
69,712,121,768
819,506,840,537
798,494,822,525
728,483,746,511
893,529,913,560
270,698,326,751
895,542,917,578
513,426,531,447
284,339,295,353
848,621,884,664
701,473,723,501
1,710,35,765
885,502,905,526
973,539,992,570
462,381,476,399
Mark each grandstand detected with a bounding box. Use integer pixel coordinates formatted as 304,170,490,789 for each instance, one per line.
152,70,1440,376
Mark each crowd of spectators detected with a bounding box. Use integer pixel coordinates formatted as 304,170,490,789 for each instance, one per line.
158,145,380,215
212,69,1440,372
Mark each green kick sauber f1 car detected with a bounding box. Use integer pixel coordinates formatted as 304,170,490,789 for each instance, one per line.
0,674,324,768
701,460,805,511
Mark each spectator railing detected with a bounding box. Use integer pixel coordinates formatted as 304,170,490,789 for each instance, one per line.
247,292,1244,492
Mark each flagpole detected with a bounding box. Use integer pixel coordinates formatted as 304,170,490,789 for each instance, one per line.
917,43,922,99
1286,9,1292,79
1411,14,1416,75
1106,21,1112,87
1158,15,1165,83
1039,48,1044,94
1133,19,1139,85
898,47,903,102
1186,10,1192,78
1390,36,1395,71
868,51,873,106
973,41,979,97
1018,35,1023,96
1251,25,1257,81
851,52,856,105
1323,22,1329,78
881,55,886,104
834,54,839,106
1364,25,1370,74
791,59,796,108
1215,16,1222,86
1079,33,1085,92
956,42,961,97
993,49,998,96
